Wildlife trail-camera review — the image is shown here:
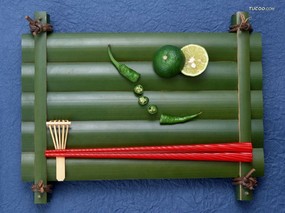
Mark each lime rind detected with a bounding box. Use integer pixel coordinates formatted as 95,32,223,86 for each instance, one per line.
153,45,185,78
181,44,209,77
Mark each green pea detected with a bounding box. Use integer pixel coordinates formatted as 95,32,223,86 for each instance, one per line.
134,84,144,95
138,96,149,106
147,105,158,115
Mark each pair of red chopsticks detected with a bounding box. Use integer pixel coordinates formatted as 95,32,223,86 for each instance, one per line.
45,142,253,162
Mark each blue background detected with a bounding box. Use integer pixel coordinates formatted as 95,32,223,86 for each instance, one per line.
1,0,285,212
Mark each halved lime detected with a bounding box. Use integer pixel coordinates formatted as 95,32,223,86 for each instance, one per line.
181,44,209,77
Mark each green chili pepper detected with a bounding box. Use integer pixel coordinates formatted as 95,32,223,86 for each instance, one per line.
160,112,202,125
147,105,158,115
138,96,149,106
107,45,140,83
134,84,144,95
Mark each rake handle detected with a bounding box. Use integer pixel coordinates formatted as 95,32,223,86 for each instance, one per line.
46,120,71,182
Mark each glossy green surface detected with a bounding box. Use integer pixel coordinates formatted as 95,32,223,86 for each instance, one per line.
21,62,262,92
22,119,264,152
22,32,262,63
21,91,263,121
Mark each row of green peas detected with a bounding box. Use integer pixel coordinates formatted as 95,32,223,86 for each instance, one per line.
133,84,158,115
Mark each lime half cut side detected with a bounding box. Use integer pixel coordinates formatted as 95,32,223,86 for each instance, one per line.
181,44,209,77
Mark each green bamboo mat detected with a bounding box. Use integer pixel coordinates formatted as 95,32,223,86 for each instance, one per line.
21,11,264,203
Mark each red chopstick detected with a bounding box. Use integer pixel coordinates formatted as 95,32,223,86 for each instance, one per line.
45,142,252,154
45,152,252,162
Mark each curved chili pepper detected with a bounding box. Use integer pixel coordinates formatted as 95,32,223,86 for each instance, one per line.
108,45,140,83
160,112,202,125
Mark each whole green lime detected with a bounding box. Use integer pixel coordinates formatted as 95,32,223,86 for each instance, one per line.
152,45,185,78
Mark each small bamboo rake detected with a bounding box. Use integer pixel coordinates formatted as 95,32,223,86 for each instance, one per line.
46,120,71,181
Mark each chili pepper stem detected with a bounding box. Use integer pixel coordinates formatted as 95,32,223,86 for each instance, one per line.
107,45,120,69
